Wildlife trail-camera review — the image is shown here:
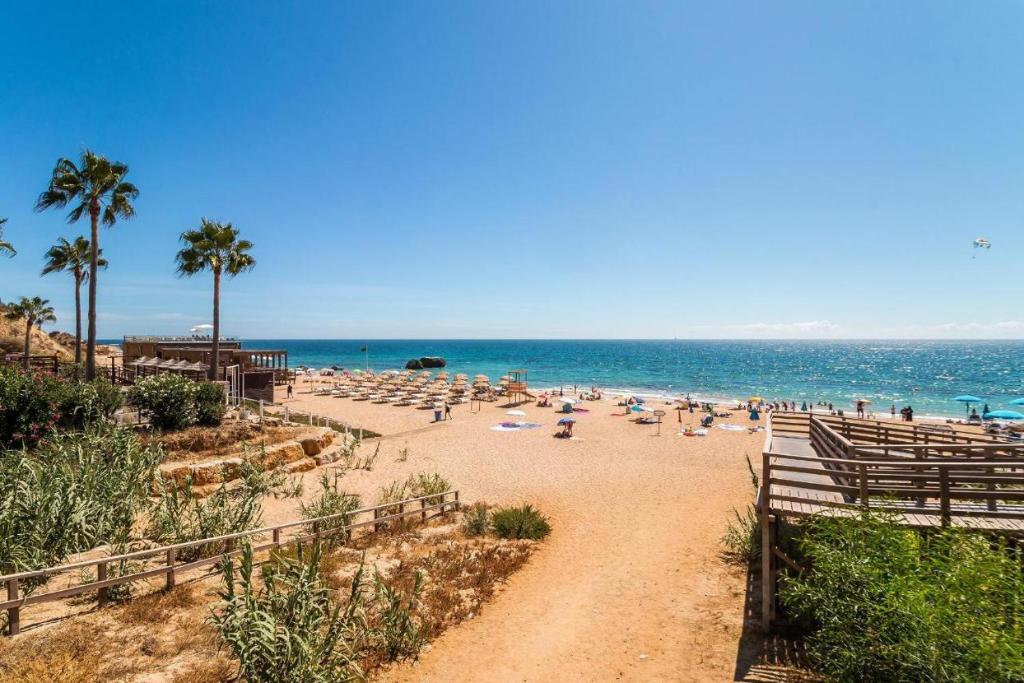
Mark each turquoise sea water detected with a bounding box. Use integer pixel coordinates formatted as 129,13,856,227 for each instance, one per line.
232,339,1024,419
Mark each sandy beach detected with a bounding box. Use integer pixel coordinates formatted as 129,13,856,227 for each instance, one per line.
271,381,769,681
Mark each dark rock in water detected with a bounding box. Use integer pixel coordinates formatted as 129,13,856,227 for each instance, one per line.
406,357,446,369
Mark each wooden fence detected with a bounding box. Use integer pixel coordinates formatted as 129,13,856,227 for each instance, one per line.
0,490,459,635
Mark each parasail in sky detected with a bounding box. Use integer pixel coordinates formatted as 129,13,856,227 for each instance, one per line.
973,238,991,249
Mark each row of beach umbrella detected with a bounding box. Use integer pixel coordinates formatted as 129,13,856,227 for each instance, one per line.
954,394,1024,420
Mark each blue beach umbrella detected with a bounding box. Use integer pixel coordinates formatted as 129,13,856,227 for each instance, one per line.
558,417,576,425
983,410,1024,420
954,394,983,417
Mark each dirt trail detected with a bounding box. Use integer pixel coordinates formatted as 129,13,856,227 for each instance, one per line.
281,389,765,681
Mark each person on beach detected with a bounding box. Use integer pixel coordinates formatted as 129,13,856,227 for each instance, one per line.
891,403,896,419
444,401,453,421
856,400,865,418
286,384,293,399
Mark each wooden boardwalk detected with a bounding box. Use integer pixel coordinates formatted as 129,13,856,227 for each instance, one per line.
758,412,1024,630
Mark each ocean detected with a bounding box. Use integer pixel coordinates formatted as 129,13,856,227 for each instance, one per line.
230,339,1024,419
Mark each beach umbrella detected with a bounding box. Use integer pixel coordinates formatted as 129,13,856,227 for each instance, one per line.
190,323,213,333
1010,398,1024,406
954,394,983,417
984,410,1024,420
558,417,576,425
506,409,526,417
748,396,763,404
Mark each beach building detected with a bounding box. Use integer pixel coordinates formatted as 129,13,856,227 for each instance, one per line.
121,335,289,401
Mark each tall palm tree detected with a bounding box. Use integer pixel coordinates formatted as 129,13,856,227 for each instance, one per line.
4,297,56,370
175,220,255,380
0,218,15,257
36,150,138,380
42,236,108,366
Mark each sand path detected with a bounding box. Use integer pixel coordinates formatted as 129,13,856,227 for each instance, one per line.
283,387,763,681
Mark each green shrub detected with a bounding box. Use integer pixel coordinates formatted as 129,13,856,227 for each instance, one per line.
128,373,197,430
213,542,365,682
781,511,1024,682
369,569,424,662
58,377,124,430
0,367,61,448
194,381,226,426
490,504,551,540
0,427,161,581
0,367,125,447
301,472,361,546
462,503,490,537
212,542,426,682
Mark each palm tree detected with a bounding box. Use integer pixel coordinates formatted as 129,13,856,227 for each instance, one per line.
4,297,57,370
36,150,138,380
42,237,107,366
0,218,15,257
175,220,255,380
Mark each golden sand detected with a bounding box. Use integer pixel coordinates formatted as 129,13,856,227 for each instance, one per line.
273,383,766,681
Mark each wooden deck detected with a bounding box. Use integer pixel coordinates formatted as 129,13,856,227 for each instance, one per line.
765,433,1024,532
758,412,1024,631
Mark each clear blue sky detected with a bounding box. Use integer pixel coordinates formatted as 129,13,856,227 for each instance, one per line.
2,2,1022,339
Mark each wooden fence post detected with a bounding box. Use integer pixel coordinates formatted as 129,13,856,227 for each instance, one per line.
6,580,19,636
421,498,427,521
858,463,869,509
453,490,460,512
166,548,176,590
273,528,281,552
97,562,108,607
939,468,951,527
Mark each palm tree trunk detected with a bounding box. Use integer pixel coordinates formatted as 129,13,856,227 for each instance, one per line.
22,320,31,370
86,202,99,381
210,268,221,381
74,272,82,367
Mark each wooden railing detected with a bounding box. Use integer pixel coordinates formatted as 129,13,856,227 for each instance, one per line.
0,490,459,635
761,412,1024,531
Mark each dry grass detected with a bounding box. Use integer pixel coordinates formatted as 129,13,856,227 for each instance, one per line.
0,513,537,682
169,656,236,683
117,584,201,626
0,623,106,683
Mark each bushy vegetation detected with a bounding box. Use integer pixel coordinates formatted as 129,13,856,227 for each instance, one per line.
462,502,490,537
490,504,551,540
375,471,453,506
193,380,227,426
146,447,283,561
0,367,123,449
781,511,1024,682
721,454,760,564
301,471,361,546
0,428,160,582
128,373,226,431
128,373,197,430
212,542,424,682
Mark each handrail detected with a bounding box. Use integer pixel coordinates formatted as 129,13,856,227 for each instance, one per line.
1,489,459,635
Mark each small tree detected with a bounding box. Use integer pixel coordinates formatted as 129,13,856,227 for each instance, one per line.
175,220,255,380
4,297,56,369
42,236,107,366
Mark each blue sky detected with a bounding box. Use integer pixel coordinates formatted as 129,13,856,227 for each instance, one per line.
2,1,1022,339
